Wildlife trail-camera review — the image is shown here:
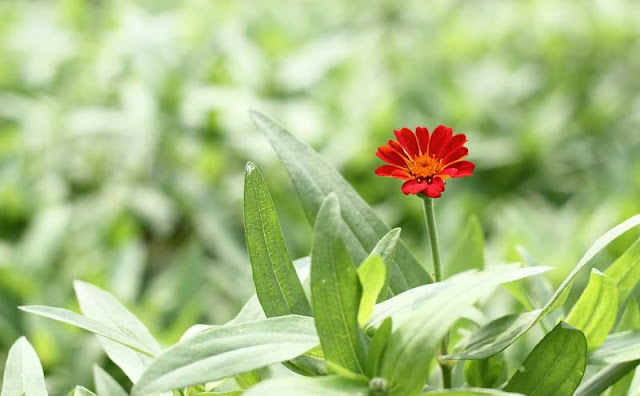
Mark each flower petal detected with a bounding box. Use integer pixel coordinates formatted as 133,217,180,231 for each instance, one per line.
391,169,413,180
424,177,445,198
394,128,420,158
375,165,400,177
416,127,430,155
440,133,467,159
442,146,468,166
429,125,452,157
445,160,475,177
377,146,409,167
401,179,428,195
388,140,408,157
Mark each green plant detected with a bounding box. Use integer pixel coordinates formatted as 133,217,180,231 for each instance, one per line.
3,113,640,395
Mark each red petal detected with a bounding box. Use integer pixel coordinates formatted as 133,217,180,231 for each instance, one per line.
377,146,409,167
424,177,445,198
445,160,475,177
436,129,454,159
442,146,468,165
416,127,430,155
401,179,428,195
391,169,412,180
429,125,452,157
440,133,466,159
388,140,408,157
394,128,420,158
375,165,399,177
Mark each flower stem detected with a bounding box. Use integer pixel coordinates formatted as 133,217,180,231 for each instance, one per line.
422,197,452,388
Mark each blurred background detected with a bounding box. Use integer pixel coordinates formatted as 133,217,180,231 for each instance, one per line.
1,0,640,392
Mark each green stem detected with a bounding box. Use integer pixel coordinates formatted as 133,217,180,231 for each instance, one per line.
422,197,452,388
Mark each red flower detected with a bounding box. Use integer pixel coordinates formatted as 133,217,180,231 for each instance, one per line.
375,126,474,198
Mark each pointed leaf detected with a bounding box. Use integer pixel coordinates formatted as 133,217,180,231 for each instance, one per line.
243,376,368,396
357,255,386,326
566,269,618,350
93,366,128,396
132,315,318,395
68,387,97,396
368,228,401,301
447,215,640,360
243,162,311,317
365,317,392,378
504,322,587,396
250,111,431,294
604,236,640,304
311,194,365,375
1,337,47,396
574,360,640,396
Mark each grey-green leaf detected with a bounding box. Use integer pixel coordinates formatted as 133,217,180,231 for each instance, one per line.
131,315,318,395
423,389,525,396
604,236,640,305
93,365,128,396
243,162,311,317
1,337,48,396
311,194,365,375
504,322,587,396
574,360,640,396
445,214,484,278
68,387,97,396
357,255,386,325
365,317,392,378
588,330,640,364
250,111,431,294
243,376,368,396
368,228,401,301
447,215,640,360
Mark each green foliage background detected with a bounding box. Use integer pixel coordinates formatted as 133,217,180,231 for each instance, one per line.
0,0,639,392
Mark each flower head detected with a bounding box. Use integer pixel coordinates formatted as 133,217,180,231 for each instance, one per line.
375,126,474,198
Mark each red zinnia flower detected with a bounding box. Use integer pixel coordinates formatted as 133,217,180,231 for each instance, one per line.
375,126,474,198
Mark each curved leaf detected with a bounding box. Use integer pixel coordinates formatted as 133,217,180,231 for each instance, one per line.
1,337,47,396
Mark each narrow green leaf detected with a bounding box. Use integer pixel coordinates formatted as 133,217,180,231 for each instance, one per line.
504,322,587,396
92,365,128,396
365,317,392,378
357,255,386,326
574,360,640,396
447,215,640,360
132,315,318,395
311,194,365,375
74,281,161,382
588,330,640,364
368,228,401,301
445,214,484,278
18,306,155,356
423,389,524,396
243,376,368,396
68,387,97,396
243,162,311,317
380,264,548,395
1,337,48,396
604,236,640,304
250,111,432,294
464,354,506,388
617,297,640,331
566,269,618,350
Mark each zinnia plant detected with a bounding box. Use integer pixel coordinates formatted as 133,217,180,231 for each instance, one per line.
3,112,640,396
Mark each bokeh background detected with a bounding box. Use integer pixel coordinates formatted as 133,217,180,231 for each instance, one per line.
1,0,640,392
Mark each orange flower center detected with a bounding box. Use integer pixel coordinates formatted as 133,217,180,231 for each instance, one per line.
410,155,442,181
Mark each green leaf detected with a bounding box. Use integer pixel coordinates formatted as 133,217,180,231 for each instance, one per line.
566,269,618,350
447,215,640,360
504,322,587,396
250,111,431,294
131,315,318,395
379,264,549,395
604,236,640,304
68,387,97,396
365,317,392,378
367,228,401,301
75,281,161,382
1,337,48,396
588,330,640,364
368,265,550,331
444,214,484,278
92,365,128,396
423,390,524,396
243,376,368,396
617,297,640,331
574,360,640,396
464,354,506,388
311,194,365,375
19,305,155,356
243,162,312,317
357,255,386,326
